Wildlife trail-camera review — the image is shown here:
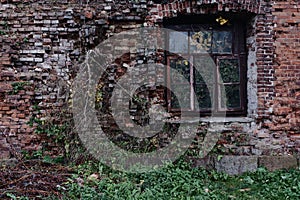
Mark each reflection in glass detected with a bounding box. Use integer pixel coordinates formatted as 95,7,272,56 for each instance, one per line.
212,31,232,53
170,58,190,83
220,84,240,109
169,31,188,53
190,31,212,53
194,84,211,109
194,56,215,85
171,84,190,109
219,59,239,83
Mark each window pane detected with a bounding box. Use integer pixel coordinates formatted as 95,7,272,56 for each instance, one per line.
212,31,232,53
169,31,188,53
194,84,211,109
190,31,212,53
220,84,241,109
171,84,190,109
170,58,190,83
194,56,215,84
219,58,239,83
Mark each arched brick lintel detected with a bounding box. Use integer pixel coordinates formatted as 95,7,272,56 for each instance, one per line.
149,0,261,22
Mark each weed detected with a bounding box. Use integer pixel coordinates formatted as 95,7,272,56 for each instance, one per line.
23,37,29,43
0,20,9,35
5,193,29,200
9,82,30,95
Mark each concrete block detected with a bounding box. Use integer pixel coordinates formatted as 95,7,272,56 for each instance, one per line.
215,155,258,175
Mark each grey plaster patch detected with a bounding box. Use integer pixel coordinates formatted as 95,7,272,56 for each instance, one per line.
246,16,258,118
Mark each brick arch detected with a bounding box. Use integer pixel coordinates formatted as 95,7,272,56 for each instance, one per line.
148,0,261,23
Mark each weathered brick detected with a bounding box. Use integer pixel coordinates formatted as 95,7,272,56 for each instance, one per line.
273,107,293,115
0,0,298,172
258,156,298,171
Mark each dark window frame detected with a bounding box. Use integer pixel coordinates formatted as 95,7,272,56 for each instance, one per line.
164,15,247,116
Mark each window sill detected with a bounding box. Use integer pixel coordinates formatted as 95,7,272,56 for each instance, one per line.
165,116,254,123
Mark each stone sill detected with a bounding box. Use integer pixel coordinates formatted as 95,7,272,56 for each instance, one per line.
165,117,254,124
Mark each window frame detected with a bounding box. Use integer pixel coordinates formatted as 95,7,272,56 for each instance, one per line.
164,18,247,116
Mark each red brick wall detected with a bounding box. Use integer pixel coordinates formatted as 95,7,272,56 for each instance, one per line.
0,0,300,159
256,0,275,120
271,0,300,152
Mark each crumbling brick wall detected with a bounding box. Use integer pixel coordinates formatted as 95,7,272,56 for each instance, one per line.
0,0,299,163
271,0,300,152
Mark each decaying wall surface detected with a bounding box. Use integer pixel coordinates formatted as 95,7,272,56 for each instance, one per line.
0,0,300,173
271,0,300,150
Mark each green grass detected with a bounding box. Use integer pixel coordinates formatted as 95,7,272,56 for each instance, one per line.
58,159,300,200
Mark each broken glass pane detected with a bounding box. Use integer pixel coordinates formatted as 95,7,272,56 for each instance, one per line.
219,58,239,83
169,31,188,53
190,31,212,53
212,31,232,53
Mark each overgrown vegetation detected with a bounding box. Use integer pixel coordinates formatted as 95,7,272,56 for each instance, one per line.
2,157,300,199
57,160,300,199
12,96,299,199
25,104,86,165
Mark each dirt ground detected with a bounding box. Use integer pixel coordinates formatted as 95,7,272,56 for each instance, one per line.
0,159,73,199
